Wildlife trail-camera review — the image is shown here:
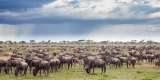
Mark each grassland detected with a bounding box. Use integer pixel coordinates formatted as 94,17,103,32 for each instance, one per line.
0,63,159,80
0,43,160,80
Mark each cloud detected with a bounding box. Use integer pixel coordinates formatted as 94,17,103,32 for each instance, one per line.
41,0,122,19
40,0,160,19
0,0,53,12
149,12,160,18
148,0,160,8
86,24,160,41
0,0,159,24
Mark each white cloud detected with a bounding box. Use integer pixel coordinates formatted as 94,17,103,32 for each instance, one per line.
148,0,160,8
149,12,160,18
0,0,159,19
41,0,129,19
40,0,160,19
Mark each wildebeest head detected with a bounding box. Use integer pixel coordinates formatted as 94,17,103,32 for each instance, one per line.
84,65,90,74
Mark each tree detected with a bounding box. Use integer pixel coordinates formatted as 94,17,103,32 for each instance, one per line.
19,41,26,44
30,40,36,44
47,40,51,44
139,40,145,44
130,40,137,44
0,41,3,44
5,41,13,44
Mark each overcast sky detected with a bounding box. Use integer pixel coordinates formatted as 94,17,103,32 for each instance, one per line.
0,0,160,41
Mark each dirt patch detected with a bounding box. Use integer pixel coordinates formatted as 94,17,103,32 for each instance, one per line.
0,56,10,60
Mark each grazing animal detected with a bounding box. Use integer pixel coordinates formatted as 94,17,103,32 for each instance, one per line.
50,58,60,72
33,60,50,76
15,61,28,76
83,56,106,74
127,56,137,68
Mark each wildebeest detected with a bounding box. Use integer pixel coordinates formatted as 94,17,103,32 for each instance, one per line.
33,60,50,76
58,54,74,69
83,56,106,74
50,58,60,72
0,59,8,74
105,56,121,68
15,61,28,76
126,56,137,68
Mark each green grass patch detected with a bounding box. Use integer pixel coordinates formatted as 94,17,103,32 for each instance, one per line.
0,64,159,80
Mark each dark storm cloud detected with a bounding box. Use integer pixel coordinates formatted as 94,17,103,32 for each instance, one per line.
0,14,160,25
0,0,53,12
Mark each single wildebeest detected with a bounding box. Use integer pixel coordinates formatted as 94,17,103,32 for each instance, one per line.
83,56,106,74
33,60,50,76
0,59,8,74
15,61,28,76
59,55,74,69
105,56,121,68
127,56,137,68
155,59,160,68
26,57,41,73
50,58,60,72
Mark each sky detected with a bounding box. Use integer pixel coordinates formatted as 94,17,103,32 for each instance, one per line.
0,0,160,42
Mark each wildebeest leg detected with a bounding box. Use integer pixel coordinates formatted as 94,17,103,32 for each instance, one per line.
44,68,48,76
4,68,8,74
11,67,13,73
115,64,117,69
58,64,61,69
109,64,112,69
47,68,49,76
104,66,106,73
15,68,19,76
132,62,135,68
101,67,103,74
55,65,58,72
61,63,63,68
68,64,70,70
29,66,32,73
127,63,129,68
118,64,120,68
92,68,94,74
23,67,28,76
71,63,73,69
40,69,42,76
51,66,53,72
0,67,1,74
43,69,46,76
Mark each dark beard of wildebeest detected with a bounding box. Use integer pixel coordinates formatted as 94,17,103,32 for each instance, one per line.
32,60,50,76
83,56,106,74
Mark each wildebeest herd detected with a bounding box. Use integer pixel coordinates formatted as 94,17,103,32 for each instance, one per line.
0,42,160,77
